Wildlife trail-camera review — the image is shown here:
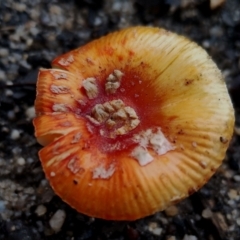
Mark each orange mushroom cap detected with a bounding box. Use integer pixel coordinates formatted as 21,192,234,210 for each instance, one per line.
33,26,234,220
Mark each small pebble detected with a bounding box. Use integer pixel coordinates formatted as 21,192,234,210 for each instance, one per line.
17,157,26,166
5,89,13,97
49,209,66,232
181,0,196,8
227,199,235,206
12,146,22,155
24,187,35,194
0,48,9,57
94,16,102,26
213,212,228,231
20,60,31,70
36,220,44,232
0,70,6,81
236,218,240,226
233,175,240,182
183,235,198,240
209,26,223,37
202,40,210,49
35,205,47,217
210,0,226,10
0,200,6,212
27,157,34,164
6,81,13,86
2,127,9,133
10,129,20,140
223,169,234,179
25,106,36,119
30,9,40,21
7,111,16,120
13,3,27,12
229,225,235,231
158,216,168,225
167,236,176,240
164,205,179,217
148,222,162,236
228,189,239,200
49,5,62,15
112,1,122,12
11,225,16,231
202,208,213,219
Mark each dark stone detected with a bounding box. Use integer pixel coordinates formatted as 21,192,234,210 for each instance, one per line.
0,216,7,238
0,36,10,48
87,8,99,27
18,65,30,76
57,30,81,51
228,155,240,171
74,0,104,10
134,0,170,23
126,225,139,240
15,69,39,86
27,55,51,69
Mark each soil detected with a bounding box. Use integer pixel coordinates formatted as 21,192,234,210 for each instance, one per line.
1,0,240,240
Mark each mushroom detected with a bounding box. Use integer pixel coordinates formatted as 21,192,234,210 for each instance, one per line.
33,26,234,220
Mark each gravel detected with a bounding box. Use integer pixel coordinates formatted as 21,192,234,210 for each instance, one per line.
1,0,240,239
49,209,66,233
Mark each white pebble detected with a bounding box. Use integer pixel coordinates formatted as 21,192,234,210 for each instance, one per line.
0,48,9,57
148,222,162,236
236,218,240,226
183,235,198,240
202,208,212,219
227,199,235,206
0,70,6,81
228,189,239,200
233,175,240,182
27,158,34,164
202,40,210,49
20,60,31,70
112,2,122,12
5,89,13,97
25,106,36,119
35,205,47,216
6,81,13,86
151,227,162,236
17,157,25,166
49,209,66,232
10,129,20,140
